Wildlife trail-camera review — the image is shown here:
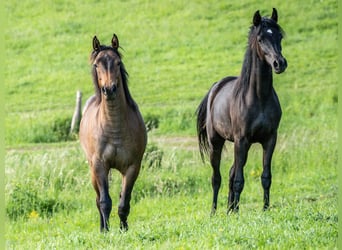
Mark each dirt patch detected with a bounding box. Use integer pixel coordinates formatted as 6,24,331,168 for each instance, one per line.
149,135,198,151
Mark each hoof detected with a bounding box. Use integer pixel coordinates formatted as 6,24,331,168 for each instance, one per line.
263,205,270,211
227,207,239,215
100,226,109,233
210,208,217,217
120,221,128,232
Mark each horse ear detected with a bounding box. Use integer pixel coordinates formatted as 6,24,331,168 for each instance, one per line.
253,10,261,26
112,34,119,50
93,36,101,51
271,8,278,23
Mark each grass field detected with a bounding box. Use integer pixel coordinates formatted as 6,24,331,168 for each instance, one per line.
5,0,337,249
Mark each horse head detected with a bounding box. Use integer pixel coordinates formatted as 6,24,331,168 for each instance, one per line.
252,8,287,74
91,34,122,100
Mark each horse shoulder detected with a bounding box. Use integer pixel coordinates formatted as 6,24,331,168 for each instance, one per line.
127,107,147,147
107,107,147,165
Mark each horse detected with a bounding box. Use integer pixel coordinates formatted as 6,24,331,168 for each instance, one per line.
196,8,287,215
79,34,147,232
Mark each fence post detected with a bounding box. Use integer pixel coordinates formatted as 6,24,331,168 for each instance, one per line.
70,90,82,135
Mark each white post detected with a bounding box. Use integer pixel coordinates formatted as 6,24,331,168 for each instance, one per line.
70,90,82,134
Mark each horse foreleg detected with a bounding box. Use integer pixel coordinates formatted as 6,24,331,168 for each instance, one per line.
261,135,277,211
209,137,224,215
118,166,139,231
94,196,104,230
228,138,250,213
91,162,112,232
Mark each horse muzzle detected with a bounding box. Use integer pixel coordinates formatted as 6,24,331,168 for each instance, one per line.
101,84,118,99
273,56,287,74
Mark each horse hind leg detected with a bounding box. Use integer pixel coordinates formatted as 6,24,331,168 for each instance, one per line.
209,136,225,215
118,166,140,231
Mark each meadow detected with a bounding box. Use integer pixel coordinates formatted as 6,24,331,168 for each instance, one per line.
4,0,337,249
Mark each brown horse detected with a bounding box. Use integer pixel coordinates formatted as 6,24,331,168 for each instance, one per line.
79,34,147,232
197,8,287,214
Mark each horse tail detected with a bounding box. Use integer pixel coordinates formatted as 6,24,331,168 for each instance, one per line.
196,90,210,162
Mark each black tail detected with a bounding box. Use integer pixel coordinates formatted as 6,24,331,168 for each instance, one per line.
196,91,210,162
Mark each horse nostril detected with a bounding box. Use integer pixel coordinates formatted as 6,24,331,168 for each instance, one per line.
273,60,279,69
111,84,117,93
101,86,107,96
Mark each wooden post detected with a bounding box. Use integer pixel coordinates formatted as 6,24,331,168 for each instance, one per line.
70,90,82,134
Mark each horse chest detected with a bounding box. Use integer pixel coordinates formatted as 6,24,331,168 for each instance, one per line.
248,107,280,141
101,142,131,167
98,128,130,161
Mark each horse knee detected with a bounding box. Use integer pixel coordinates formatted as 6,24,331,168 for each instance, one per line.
233,179,244,193
261,175,272,189
118,203,130,219
99,198,112,217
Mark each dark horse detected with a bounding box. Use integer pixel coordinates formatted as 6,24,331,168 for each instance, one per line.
79,34,147,232
196,8,287,214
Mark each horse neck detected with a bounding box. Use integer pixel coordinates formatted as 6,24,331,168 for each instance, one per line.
99,86,128,130
240,47,273,101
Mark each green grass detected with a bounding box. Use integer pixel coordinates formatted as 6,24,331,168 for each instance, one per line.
5,139,337,249
4,0,337,249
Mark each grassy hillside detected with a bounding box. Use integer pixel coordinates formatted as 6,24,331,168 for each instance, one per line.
5,0,337,249
5,0,337,144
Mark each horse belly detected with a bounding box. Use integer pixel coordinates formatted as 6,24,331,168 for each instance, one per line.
212,118,234,141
